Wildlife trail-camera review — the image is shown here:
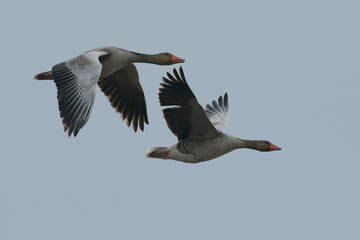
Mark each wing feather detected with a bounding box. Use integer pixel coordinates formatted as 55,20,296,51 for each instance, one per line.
97,64,149,132
205,93,230,132
159,67,218,141
52,50,107,136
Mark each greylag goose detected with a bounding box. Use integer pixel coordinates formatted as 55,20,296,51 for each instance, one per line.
33,46,185,136
146,67,281,163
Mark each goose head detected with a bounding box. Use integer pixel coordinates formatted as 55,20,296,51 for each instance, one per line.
155,52,185,65
236,138,282,152
252,140,282,152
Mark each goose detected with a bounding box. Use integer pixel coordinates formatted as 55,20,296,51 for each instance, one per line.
146,67,281,163
33,46,185,136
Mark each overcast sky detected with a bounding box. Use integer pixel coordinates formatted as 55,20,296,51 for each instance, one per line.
1,0,359,239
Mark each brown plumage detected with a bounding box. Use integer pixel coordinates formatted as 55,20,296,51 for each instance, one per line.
146,67,281,163
33,46,185,136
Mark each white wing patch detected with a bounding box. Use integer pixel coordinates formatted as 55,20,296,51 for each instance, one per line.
70,51,108,92
52,50,108,136
205,93,230,133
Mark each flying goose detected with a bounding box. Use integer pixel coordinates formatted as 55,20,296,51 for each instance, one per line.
146,67,281,163
33,46,185,136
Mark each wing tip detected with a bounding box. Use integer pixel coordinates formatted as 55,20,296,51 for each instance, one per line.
224,92,228,110
63,123,79,137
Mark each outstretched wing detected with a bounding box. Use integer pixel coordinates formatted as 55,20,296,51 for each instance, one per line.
205,93,230,132
97,64,149,132
159,67,218,141
52,50,108,137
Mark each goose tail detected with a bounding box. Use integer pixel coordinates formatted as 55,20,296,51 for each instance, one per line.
33,71,53,80
145,147,170,158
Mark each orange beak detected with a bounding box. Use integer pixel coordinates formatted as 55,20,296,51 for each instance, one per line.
171,54,185,64
269,143,282,151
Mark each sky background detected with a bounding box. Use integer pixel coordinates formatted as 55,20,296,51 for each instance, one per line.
1,0,360,239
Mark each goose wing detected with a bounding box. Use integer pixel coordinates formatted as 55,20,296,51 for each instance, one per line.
97,64,149,132
159,67,218,141
205,93,230,132
52,50,108,137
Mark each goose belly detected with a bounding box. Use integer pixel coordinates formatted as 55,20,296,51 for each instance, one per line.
176,137,236,162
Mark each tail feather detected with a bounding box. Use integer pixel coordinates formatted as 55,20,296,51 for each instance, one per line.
145,147,169,158
33,71,53,80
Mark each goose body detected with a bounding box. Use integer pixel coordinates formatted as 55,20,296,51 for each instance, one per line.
146,67,281,163
33,47,185,136
147,133,244,163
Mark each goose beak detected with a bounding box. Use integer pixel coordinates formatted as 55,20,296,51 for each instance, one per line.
171,54,185,64
269,143,282,151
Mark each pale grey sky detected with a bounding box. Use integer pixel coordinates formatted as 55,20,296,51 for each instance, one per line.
1,0,359,239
